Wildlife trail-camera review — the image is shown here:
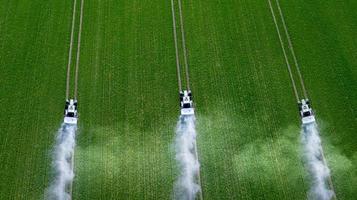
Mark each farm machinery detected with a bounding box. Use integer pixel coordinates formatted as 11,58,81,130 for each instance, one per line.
180,90,194,116
64,99,78,125
298,99,315,125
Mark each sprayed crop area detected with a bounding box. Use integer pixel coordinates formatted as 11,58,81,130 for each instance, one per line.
0,0,356,200
182,0,356,199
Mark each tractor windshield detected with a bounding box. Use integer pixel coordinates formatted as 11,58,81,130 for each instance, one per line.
183,103,191,108
303,111,311,117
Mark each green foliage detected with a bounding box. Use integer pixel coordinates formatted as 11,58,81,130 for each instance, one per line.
0,0,355,199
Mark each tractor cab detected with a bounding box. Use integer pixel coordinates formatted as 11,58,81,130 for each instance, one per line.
64,99,78,124
180,90,194,116
298,99,315,125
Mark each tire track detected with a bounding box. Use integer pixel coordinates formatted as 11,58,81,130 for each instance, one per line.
170,0,182,92
267,0,299,102
177,0,190,90
193,139,203,200
74,0,84,99
66,0,78,100
319,143,338,200
69,145,75,198
274,0,308,99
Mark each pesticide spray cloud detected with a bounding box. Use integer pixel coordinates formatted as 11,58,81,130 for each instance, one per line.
174,115,201,200
302,122,334,200
46,123,77,200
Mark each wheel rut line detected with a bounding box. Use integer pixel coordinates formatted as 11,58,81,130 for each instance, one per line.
170,0,182,92
177,0,191,90
66,0,78,100
74,0,84,99
275,0,308,99
267,0,299,102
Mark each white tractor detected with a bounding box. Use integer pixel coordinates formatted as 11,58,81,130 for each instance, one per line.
180,90,194,116
64,99,78,125
298,99,315,125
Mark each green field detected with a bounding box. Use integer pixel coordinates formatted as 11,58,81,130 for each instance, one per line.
0,0,356,199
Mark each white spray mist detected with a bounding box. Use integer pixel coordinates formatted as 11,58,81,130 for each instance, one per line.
302,122,334,200
174,115,201,200
46,123,77,200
